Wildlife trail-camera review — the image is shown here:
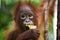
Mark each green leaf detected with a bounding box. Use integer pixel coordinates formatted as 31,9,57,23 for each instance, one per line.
2,0,19,5
30,0,42,6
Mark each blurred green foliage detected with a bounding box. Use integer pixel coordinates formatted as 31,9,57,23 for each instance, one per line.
0,0,18,40
49,16,54,40
0,0,15,30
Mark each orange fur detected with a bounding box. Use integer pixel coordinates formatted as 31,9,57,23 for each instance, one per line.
13,0,45,40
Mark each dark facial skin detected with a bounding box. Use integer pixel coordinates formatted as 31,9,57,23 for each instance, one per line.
17,5,37,30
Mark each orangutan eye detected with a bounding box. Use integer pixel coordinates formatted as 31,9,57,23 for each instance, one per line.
28,14,33,19
20,15,26,19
